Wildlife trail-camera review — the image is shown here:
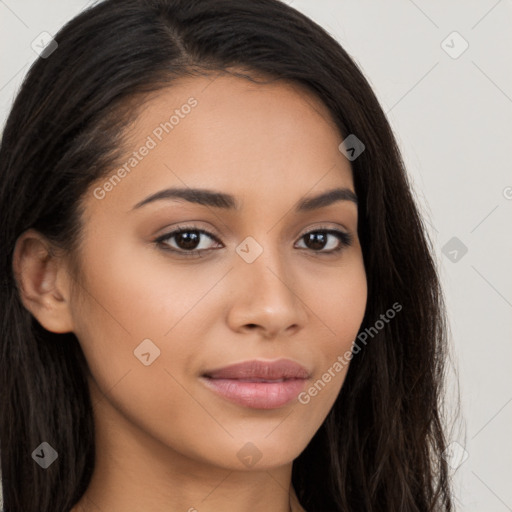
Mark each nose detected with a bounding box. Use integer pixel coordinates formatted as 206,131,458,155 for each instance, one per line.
226,242,308,339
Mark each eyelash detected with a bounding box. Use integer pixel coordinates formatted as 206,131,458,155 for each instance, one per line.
154,224,353,257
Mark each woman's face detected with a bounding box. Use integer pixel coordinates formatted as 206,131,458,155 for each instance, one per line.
57,74,367,470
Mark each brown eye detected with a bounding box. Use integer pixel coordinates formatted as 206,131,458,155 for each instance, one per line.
296,229,353,253
155,227,221,254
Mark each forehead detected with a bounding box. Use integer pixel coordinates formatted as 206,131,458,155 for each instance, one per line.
84,73,355,218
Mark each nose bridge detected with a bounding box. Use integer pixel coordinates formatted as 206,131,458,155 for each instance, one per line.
229,232,307,333
236,233,290,295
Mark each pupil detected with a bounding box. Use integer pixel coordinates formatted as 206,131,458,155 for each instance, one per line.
177,231,199,250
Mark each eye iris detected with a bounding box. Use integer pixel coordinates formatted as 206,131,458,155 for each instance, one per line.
305,232,327,250
176,231,200,250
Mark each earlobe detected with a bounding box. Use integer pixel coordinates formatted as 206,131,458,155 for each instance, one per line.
12,229,75,334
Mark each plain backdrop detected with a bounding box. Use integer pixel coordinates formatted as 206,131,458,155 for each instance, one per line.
1,1,511,510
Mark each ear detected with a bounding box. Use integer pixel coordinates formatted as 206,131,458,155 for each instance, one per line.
12,229,75,334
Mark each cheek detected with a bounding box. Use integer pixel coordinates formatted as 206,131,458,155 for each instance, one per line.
313,254,367,351
68,242,228,432
303,258,367,402
69,268,220,462
71,233,226,344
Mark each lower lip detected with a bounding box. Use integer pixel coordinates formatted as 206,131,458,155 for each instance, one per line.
200,377,307,409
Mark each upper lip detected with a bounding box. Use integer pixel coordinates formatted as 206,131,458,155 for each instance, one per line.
202,358,310,380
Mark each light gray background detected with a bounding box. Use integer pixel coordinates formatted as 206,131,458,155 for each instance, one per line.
1,1,511,510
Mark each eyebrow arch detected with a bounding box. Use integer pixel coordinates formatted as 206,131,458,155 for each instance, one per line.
131,186,358,212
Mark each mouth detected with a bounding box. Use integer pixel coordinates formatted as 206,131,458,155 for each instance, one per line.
200,359,310,409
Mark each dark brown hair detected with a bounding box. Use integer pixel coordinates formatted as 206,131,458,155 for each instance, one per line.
0,0,453,510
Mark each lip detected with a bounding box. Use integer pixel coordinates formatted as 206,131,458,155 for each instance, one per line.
200,358,310,409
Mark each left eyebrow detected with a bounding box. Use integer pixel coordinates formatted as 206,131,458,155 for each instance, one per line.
131,186,358,212
296,187,358,212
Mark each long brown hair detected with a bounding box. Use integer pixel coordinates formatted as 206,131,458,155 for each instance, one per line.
0,0,453,510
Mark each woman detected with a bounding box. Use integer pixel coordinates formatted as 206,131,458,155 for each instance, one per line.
0,0,454,510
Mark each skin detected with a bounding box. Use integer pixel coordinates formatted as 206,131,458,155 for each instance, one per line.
13,73,367,512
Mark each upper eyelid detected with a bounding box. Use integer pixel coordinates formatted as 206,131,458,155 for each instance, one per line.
157,223,352,240
156,226,220,242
